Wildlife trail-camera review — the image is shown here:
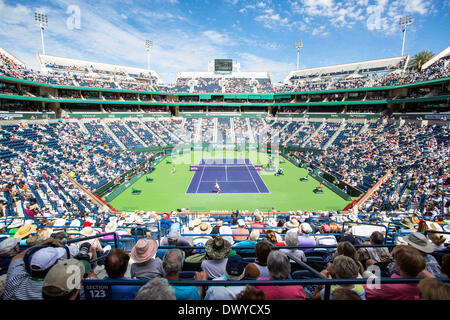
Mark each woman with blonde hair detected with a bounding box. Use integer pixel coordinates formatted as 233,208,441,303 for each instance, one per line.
419,278,450,300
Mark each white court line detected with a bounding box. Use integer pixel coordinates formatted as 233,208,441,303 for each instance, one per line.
195,166,205,193
225,165,228,182
246,165,261,193
202,180,254,183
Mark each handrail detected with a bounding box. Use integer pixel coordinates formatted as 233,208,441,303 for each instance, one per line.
82,277,450,286
156,244,398,250
62,170,116,214
354,170,393,212
65,231,119,249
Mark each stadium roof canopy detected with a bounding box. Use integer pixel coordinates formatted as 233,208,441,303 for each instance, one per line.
37,53,162,82
284,55,408,83
0,47,26,68
421,46,450,70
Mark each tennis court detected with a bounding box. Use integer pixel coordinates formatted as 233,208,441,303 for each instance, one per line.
186,158,270,194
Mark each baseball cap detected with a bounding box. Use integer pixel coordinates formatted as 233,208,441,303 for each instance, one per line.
225,254,247,280
168,230,180,241
237,219,245,227
42,259,85,297
30,247,68,272
0,237,20,255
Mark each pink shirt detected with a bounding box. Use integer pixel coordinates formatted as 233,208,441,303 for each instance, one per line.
364,274,420,300
251,222,266,234
255,277,306,300
232,228,249,241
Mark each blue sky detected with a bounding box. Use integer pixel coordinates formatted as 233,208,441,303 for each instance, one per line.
0,0,449,83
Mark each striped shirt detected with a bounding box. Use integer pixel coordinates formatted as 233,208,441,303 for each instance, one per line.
3,258,44,300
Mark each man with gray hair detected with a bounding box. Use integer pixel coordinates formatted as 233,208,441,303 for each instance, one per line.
163,249,207,300
134,277,175,300
281,230,306,263
233,230,260,254
254,251,306,300
157,230,192,259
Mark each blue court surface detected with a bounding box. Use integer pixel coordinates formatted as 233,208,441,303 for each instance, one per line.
186,158,270,194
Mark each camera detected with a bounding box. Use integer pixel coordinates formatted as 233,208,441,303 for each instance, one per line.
76,242,91,261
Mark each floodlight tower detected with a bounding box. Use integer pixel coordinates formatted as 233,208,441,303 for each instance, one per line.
34,12,48,55
295,40,303,70
399,15,413,57
145,40,153,70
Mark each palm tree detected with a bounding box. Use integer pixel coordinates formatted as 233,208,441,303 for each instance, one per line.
409,50,435,71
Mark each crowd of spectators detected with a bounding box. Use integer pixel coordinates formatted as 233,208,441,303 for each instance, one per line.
0,209,448,300
296,120,449,215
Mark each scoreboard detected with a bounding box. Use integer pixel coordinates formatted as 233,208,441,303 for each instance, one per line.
214,59,232,73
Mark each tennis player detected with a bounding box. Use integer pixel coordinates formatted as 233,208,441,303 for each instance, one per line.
215,179,221,194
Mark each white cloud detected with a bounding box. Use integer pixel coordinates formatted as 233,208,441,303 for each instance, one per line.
288,0,433,36
237,52,295,82
202,30,234,45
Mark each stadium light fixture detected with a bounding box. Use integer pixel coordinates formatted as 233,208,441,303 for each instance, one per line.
399,15,413,57
145,40,153,86
34,11,48,55
295,40,303,70
145,40,153,69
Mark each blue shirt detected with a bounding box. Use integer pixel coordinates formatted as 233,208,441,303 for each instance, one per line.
172,285,201,300
233,240,257,254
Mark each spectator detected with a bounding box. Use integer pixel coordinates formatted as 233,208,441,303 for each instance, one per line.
233,230,260,254
315,255,366,300
331,288,363,300
3,238,68,300
163,248,207,300
0,237,20,276
358,231,392,276
134,277,175,300
130,239,164,280
418,278,450,300
13,224,37,245
441,254,450,277
205,254,248,300
219,225,235,246
297,223,316,253
427,233,446,251
265,229,285,247
158,230,192,258
210,219,223,237
394,232,441,277
192,222,213,249
364,245,427,300
251,214,265,234
201,236,231,279
281,230,306,262
103,248,139,300
235,285,267,300
42,259,85,300
329,241,364,276
182,221,197,245
286,217,300,230
245,241,272,279
232,219,249,241
254,251,306,300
